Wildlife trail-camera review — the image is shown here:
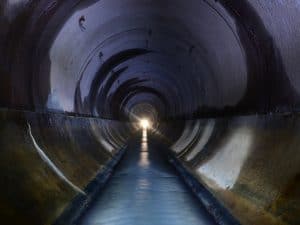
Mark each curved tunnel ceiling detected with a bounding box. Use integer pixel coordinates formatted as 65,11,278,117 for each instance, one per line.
3,0,300,121
2,1,300,224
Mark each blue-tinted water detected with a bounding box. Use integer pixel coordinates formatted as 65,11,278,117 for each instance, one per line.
78,130,217,225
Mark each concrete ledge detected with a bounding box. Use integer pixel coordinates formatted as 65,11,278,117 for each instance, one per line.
54,147,127,225
168,156,240,225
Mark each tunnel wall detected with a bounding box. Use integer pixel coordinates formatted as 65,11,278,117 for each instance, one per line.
1,0,300,225
171,115,300,225
0,109,132,225
2,0,300,119
0,1,136,224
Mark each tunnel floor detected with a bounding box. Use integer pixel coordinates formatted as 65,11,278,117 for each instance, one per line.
77,130,217,225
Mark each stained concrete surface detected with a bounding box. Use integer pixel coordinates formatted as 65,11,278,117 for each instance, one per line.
78,130,216,225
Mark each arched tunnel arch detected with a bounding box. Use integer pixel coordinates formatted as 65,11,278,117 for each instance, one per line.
1,0,300,225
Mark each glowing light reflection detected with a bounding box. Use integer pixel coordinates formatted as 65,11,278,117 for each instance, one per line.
139,129,149,167
140,119,150,129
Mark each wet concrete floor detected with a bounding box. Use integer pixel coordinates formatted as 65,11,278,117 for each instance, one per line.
78,130,217,225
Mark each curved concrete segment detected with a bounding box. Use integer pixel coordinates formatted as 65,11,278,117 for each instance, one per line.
1,0,300,225
171,115,300,225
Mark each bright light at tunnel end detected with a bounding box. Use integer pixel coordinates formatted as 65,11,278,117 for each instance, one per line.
140,119,150,129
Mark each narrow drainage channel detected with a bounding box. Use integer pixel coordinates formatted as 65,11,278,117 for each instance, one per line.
76,130,217,225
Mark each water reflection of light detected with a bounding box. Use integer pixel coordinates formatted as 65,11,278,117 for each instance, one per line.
138,178,150,189
142,129,147,143
139,129,149,167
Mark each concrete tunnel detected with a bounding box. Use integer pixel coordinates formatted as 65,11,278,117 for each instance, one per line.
1,0,300,224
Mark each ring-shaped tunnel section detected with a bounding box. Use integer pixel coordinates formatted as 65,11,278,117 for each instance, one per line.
1,0,300,225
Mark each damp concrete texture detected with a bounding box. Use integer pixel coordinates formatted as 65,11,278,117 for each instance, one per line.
1,0,300,225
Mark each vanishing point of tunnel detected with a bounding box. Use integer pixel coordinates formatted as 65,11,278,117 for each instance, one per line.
1,0,300,225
